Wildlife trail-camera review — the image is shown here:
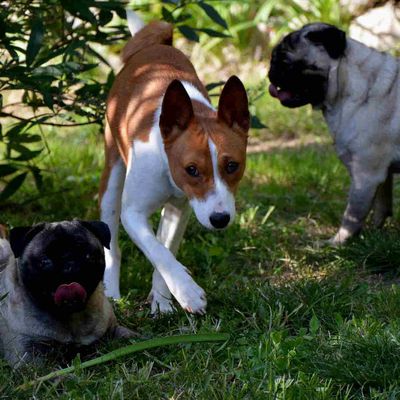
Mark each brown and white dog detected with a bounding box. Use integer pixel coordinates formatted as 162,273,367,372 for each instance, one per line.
99,11,250,314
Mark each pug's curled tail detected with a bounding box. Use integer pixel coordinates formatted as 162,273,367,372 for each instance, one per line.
122,10,173,63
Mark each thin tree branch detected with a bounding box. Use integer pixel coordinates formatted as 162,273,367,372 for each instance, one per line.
0,111,101,127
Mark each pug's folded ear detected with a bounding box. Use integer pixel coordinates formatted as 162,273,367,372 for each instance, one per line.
77,220,111,249
10,223,46,258
305,25,346,59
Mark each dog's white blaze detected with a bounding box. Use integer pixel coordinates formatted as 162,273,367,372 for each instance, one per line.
190,138,236,229
147,80,214,197
101,158,125,299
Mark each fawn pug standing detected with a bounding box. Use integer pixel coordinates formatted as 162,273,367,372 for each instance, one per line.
269,23,400,245
100,11,250,314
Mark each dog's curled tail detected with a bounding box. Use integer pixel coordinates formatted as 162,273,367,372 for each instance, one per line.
122,10,173,63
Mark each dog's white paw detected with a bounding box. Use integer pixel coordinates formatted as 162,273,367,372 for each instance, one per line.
328,227,352,247
149,291,175,315
171,278,207,315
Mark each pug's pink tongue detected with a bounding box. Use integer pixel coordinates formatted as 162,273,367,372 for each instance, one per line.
54,282,87,306
269,83,279,98
269,83,293,102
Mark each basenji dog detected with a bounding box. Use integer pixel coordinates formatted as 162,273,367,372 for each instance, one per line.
99,11,250,314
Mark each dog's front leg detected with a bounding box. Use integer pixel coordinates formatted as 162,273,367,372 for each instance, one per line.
372,172,393,228
149,200,191,314
121,207,206,314
330,163,387,245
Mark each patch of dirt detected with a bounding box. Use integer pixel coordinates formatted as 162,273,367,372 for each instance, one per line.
247,134,330,154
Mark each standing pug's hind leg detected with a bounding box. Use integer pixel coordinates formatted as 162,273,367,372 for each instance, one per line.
330,165,387,245
150,201,191,314
100,158,126,299
372,172,393,228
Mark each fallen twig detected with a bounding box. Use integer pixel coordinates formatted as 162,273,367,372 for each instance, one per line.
17,333,230,391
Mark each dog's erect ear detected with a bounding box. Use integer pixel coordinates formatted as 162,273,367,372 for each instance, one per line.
159,80,194,140
218,76,250,134
305,25,346,59
78,220,111,250
10,223,46,258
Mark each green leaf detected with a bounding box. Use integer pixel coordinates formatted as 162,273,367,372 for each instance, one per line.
5,43,19,60
42,90,54,109
309,315,320,335
31,65,63,78
9,143,43,161
0,165,18,178
161,7,174,23
206,81,225,92
178,25,199,42
26,18,44,66
196,28,230,38
0,172,28,201
98,9,113,26
14,134,42,143
209,246,224,257
198,2,228,29
174,13,191,23
6,122,29,138
251,114,267,129
30,167,43,190
61,0,97,25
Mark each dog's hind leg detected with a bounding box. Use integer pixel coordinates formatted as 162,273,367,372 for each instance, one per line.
330,161,388,245
100,125,126,299
150,200,191,314
372,172,393,228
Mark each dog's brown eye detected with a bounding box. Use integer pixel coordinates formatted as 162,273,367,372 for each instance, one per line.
185,165,199,177
226,161,239,174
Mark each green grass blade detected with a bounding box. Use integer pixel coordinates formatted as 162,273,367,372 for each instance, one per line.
18,333,230,390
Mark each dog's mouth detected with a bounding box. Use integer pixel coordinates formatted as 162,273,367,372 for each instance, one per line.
269,83,293,102
268,83,310,108
53,282,87,312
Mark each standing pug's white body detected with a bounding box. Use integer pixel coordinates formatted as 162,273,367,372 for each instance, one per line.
323,38,400,243
269,23,400,244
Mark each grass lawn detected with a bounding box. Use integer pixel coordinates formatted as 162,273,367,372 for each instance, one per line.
2,94,400,399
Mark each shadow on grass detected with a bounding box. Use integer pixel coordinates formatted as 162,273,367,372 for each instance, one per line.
2,138,400,398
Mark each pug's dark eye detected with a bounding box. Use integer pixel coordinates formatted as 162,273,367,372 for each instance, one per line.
185,165,199,177
40,258,53,270
226,161,239,174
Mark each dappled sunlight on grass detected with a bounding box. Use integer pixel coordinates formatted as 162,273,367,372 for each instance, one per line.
2,116,400,398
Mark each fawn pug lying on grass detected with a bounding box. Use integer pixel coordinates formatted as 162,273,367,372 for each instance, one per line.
0,220,134,368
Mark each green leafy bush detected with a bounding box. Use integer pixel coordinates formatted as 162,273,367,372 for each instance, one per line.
0,0,128,201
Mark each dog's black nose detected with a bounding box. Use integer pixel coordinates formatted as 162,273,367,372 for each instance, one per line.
209,212,230,229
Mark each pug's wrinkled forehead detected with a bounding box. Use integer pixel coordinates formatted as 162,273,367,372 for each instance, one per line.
268,23,347,109
274,22,347,65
